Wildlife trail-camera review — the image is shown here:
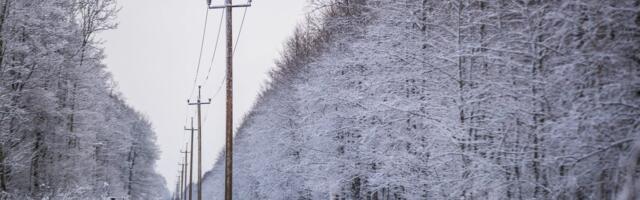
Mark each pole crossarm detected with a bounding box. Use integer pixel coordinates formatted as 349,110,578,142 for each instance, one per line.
184,127,198,131
208,4,251,9
187,100,211,106
207,0,252,9
187,85,211,106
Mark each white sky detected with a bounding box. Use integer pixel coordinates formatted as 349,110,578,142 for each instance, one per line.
98,0,307,192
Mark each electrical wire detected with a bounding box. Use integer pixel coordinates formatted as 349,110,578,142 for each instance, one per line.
203,7,249,124
189,8,211,99
202,75,225,124
184,8,212,131
203,9,226,86
233,7,248,56
203,7,246,89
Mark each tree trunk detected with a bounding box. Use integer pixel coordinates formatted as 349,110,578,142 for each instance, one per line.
0,146,6,192
0,0,10,79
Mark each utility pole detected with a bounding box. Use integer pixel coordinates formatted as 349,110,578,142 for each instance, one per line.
207,1,251,199
188,85,210,200
178,167,184,200
181,147,189,200
175,175,181,200
185,118,197,200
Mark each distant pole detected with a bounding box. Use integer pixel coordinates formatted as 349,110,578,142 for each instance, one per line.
188,86,211,200
181,148,189,200
176,175,181,200
207,1,251,199
185,118,197,200
178,167,184,200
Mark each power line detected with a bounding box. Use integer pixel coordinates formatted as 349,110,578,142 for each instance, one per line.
233,8,248,56
203,9,226,86
203,7,248,92
203,7,248,102
189,8,211,99
202,76,225,124
184,8,212,141
201,7,245,92
202,8,248,124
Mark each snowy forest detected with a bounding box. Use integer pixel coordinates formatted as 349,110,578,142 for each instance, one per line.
198,0,640,199
0,0,168,199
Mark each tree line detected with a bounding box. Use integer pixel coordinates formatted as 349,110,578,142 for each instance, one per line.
200,0,639,199
0,0,167,199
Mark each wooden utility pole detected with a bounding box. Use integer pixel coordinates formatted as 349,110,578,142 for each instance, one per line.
181,148,189,200
188,85,210,200
175,175,181,200
178,167,184,200
184,118,197,200
207,1,251,199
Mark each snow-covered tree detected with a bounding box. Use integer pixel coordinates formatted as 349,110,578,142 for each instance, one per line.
0,0,168,199
198,0,639,199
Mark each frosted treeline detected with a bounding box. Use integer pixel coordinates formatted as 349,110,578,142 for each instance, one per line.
0,0,168,199
199,0,639,199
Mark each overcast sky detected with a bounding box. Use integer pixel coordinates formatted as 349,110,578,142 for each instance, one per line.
98,0,307,192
